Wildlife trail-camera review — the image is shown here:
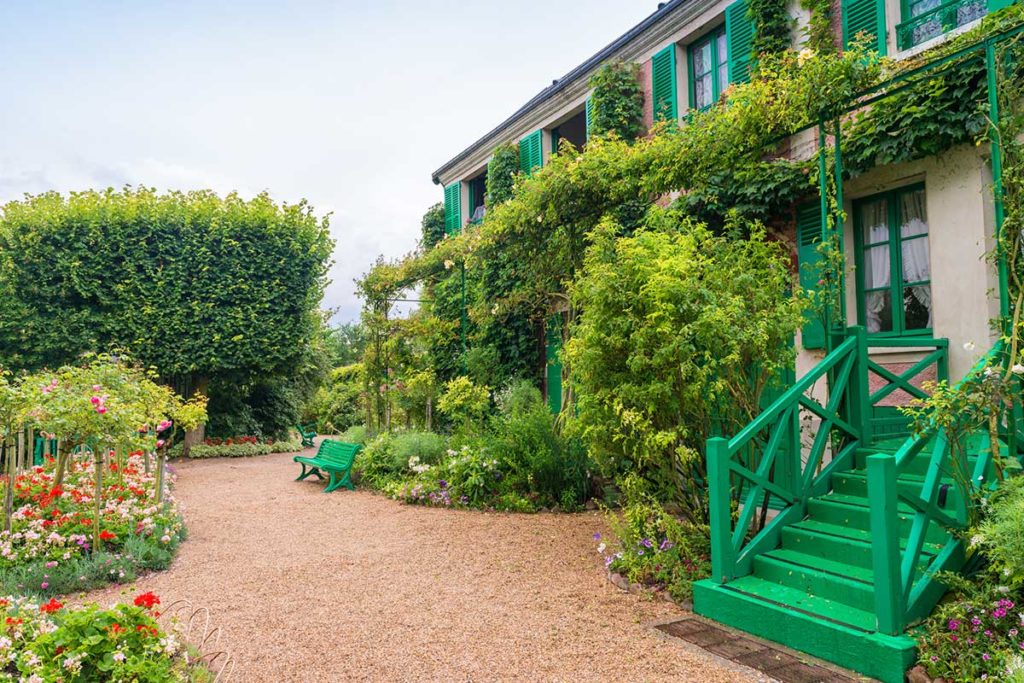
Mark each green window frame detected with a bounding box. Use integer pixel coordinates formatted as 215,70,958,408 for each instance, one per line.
688,27,729,111
853,184,933,337
896,0,987,50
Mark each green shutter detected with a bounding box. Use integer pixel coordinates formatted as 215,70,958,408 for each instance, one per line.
551,127,561,156
842,0,886,55
726,0,755,85
546,314,563,414
796,203,826,350
651,45,678,122
585,98,593,139
444,182,461,235
519,130,543,176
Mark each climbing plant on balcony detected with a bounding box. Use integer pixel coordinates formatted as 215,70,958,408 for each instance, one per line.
587,61,645,142
486,143,520,206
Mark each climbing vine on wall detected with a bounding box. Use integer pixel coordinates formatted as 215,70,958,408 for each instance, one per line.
749,0,794,58
587,61,645,142
486,143,520,207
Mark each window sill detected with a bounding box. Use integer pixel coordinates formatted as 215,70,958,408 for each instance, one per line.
892,17,984,61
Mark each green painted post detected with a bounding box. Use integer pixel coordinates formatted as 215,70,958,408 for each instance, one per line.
849,326,872,447
707,437,735,583
867,453,904,635
986,39,1011,323
832,117,847,327
817,121,833,355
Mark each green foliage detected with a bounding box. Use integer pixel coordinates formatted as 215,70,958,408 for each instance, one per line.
749,0,793,59
323,322,367,367
974,477,1024,587
566,210,804,519
800,1,835,54
173,440,302,458
437,376,490,434
486,143,520,207
917,571,1024,682
393,430,447,466
421,202,446,250
338,424,369,444
306,363,364,434
587,61,645,142
0,187,333,434
603,476,712,601
354,432,400,487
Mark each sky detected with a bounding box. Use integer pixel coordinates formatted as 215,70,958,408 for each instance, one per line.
0,0,656,323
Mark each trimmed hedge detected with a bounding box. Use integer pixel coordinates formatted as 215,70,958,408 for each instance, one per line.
170,440,304,459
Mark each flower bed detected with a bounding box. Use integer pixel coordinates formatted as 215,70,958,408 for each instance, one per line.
0,591,212,682
0,453,184,597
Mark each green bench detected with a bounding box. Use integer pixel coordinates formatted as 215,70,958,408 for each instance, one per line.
296,423,317,448
293,439,360,493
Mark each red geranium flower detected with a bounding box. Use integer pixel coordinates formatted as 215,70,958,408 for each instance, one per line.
133,591,160,609
99,530,117,541
40,598,62,613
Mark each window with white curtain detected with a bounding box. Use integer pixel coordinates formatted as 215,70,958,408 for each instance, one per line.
855,185,932,335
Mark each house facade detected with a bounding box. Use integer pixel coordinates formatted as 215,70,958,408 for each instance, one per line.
430,0,1018,680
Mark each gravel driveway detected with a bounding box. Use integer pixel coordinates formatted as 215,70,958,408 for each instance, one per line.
84,442,757,682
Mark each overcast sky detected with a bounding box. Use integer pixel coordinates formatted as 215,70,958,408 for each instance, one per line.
0,1,655,323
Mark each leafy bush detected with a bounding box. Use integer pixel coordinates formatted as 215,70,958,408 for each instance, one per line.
974,477,1024,587
354,433,399,487
338,424,369,444
0,592,211,681
587,61,645,141
170,440,301,458
486,143,520,206
917,571,1024,682
600,476,711,601
437,376,490,434
393,431,447,467
306,363,364,434
566,210,804,519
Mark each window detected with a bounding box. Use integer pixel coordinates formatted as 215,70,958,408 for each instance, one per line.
898,0,986,49
689,28,729,110
854,185,932,336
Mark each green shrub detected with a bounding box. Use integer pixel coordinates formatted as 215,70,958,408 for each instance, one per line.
354,432,400,487
269,440,304,453
184,443,271,458
974,477,1024,587
437,376,490,434
486,143,520,206
494,379,543,418
339,424,369,444
393,431,447,467
307,363,364,434
602,477,711,601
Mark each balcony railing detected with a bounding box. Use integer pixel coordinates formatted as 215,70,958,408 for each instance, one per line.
896,0,987,50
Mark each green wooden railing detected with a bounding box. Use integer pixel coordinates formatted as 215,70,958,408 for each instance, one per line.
707,331,865,582
707,326,951,586
896,0,987,50
864,337,949,442
867,341,1015,634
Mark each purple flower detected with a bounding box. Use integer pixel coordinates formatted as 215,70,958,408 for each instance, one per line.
972,617,982,626
641,538,653,549
982,653,991,661
994,608,1007,619
593,532,601,541
948,619,960,631
637,549,645,556
439,480,448,489
659,539,673,551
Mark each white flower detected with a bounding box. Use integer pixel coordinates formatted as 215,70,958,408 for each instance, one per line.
112,651,126,663
26,675,43,683
597,542,606,554
970,533,984,548
443,260,454,270
1014,363,1024,375
985,367,997,377
964,341,977,351
798,48,815,64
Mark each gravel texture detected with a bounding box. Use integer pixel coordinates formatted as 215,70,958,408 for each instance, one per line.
84,441,758,682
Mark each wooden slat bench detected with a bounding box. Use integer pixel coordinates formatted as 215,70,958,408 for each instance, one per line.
293,439,360,493
296,423,318,448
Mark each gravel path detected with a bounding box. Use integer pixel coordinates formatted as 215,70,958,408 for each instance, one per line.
84,442,758,682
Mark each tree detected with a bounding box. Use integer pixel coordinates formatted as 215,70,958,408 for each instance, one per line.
0,187,333,433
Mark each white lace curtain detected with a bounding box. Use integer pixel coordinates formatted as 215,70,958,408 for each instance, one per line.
900,190,932,330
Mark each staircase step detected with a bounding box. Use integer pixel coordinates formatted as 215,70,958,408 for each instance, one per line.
781,521,939,571
808,495,949,544
753,553,875,611
693,578,917,683
762,548,874,583
833,470,967,511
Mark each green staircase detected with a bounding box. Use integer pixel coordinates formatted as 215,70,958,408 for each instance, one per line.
692,329,1018,683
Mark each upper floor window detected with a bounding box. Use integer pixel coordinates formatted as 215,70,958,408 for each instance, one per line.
897,0,987,50
689,28,728,111
854,185,932,336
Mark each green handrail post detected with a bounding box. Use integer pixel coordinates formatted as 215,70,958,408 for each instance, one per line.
985,39,1011,324
848,325,872,448
867,453,904,635
707,436,735,583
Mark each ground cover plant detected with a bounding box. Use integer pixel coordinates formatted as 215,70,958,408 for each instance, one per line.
169,438,303,459
0,591,213,682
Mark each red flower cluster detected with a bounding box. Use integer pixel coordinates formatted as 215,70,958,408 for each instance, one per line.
99,530,117,541
40,598,63,613
133,591,160,609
